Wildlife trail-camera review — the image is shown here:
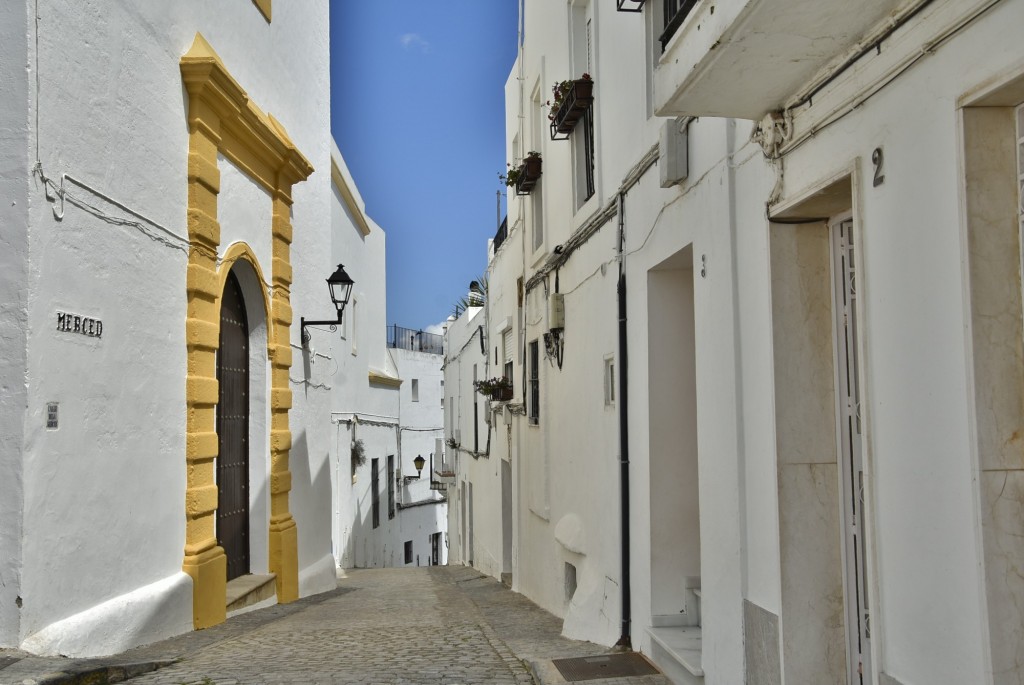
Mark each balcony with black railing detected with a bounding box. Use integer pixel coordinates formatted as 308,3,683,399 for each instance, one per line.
493,216,508,251
660,0,699,51
388,325,444,356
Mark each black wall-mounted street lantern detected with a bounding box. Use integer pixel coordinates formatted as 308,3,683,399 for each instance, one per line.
300,263,354,346
404,454,427,483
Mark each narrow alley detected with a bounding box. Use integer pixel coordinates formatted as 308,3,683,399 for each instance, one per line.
0,567,670,685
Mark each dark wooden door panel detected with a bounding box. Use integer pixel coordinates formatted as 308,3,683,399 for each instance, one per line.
217,271,250,582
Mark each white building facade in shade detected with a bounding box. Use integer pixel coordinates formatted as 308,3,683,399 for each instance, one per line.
449,1,1024,684
326,145,448,570
0,0,338,657
443,301,511,580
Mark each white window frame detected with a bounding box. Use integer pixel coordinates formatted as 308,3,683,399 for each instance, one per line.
604,354,615,407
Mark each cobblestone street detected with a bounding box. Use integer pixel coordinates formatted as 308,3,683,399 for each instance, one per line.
0,566,670,685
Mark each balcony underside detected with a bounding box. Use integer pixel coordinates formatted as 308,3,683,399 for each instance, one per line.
655,0,912,120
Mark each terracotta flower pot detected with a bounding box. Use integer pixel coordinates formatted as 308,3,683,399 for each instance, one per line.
551,79,594,136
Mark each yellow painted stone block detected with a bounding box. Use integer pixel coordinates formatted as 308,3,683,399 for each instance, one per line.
187,151,221,193
271,388,292,410
186,431,219,461
272,257,292,286
252,0,272,22
187,207,220,246
273,302,293,327
187,263,220,299
270,429,292,453
186,483,218,517
269,518,298,603
185,318,219,351
270,469,292,495
269,343,292,368
187,376,219,407
271,220,293,245
183,545,227,629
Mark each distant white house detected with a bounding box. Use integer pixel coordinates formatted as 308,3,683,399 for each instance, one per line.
328,144,447,569
443,297,508,581
449,1,1024,684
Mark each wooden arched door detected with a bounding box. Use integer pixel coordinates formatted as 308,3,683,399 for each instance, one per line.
217,271,250,581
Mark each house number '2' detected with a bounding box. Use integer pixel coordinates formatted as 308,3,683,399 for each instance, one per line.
872,147,885,187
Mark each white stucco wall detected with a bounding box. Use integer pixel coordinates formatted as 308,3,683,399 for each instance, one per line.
443,305,503,577
395,348,448,567
471,1,1024,683
12,0,334,656
0,0,31,649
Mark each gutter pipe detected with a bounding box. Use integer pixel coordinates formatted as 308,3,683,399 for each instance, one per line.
615,191,632,649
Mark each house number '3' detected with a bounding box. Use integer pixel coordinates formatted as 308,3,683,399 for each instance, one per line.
872,147,885,187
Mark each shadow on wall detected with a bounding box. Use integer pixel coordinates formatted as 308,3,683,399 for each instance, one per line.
20,572,193,658
346,426,406,569
350,456,374,568
289,429,336,595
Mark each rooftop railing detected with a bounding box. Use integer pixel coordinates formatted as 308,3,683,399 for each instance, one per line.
388,325,444,355
494,216,508,251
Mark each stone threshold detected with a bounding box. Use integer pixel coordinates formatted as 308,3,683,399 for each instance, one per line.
647,625,703,681
226,573,277,615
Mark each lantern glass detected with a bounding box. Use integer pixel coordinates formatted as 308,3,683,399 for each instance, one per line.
326,263,355,317
413,455,426,473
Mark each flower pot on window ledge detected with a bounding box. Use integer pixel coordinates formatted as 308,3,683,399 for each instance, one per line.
549,77,594,140
515,155,542,195
474,376,513,402
491,386,514,402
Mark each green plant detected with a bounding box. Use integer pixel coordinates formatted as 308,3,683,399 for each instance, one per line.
499,151,542,187
350,439,366,471
452,273,488,317
474,376,513,397
548,73,592,121
445,437,459,450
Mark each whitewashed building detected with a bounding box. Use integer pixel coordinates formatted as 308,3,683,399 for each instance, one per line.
0,1,338,657
448,1,1024,684
327,143,447,570
443,299,512,581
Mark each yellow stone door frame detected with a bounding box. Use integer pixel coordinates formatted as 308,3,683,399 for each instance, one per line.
180,33,313,629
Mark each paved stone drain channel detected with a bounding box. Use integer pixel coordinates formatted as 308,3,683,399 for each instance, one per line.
552,654,660,682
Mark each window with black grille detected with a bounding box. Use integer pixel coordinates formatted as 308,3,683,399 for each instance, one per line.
371,458,380,529
473,364,480,452
387,454,395,520
574,107,596,206
529,341,540,425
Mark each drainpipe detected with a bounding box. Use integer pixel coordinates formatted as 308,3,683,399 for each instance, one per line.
615,191,632,649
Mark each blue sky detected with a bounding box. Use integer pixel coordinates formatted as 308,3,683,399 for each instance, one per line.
330,1,520,332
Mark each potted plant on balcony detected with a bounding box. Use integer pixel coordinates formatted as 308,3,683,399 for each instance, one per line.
474,376,514,402
548,73,594,138
500,151,543,195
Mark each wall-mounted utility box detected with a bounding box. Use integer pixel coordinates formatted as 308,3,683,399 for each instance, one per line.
659,118,689,188
549,293,565,330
